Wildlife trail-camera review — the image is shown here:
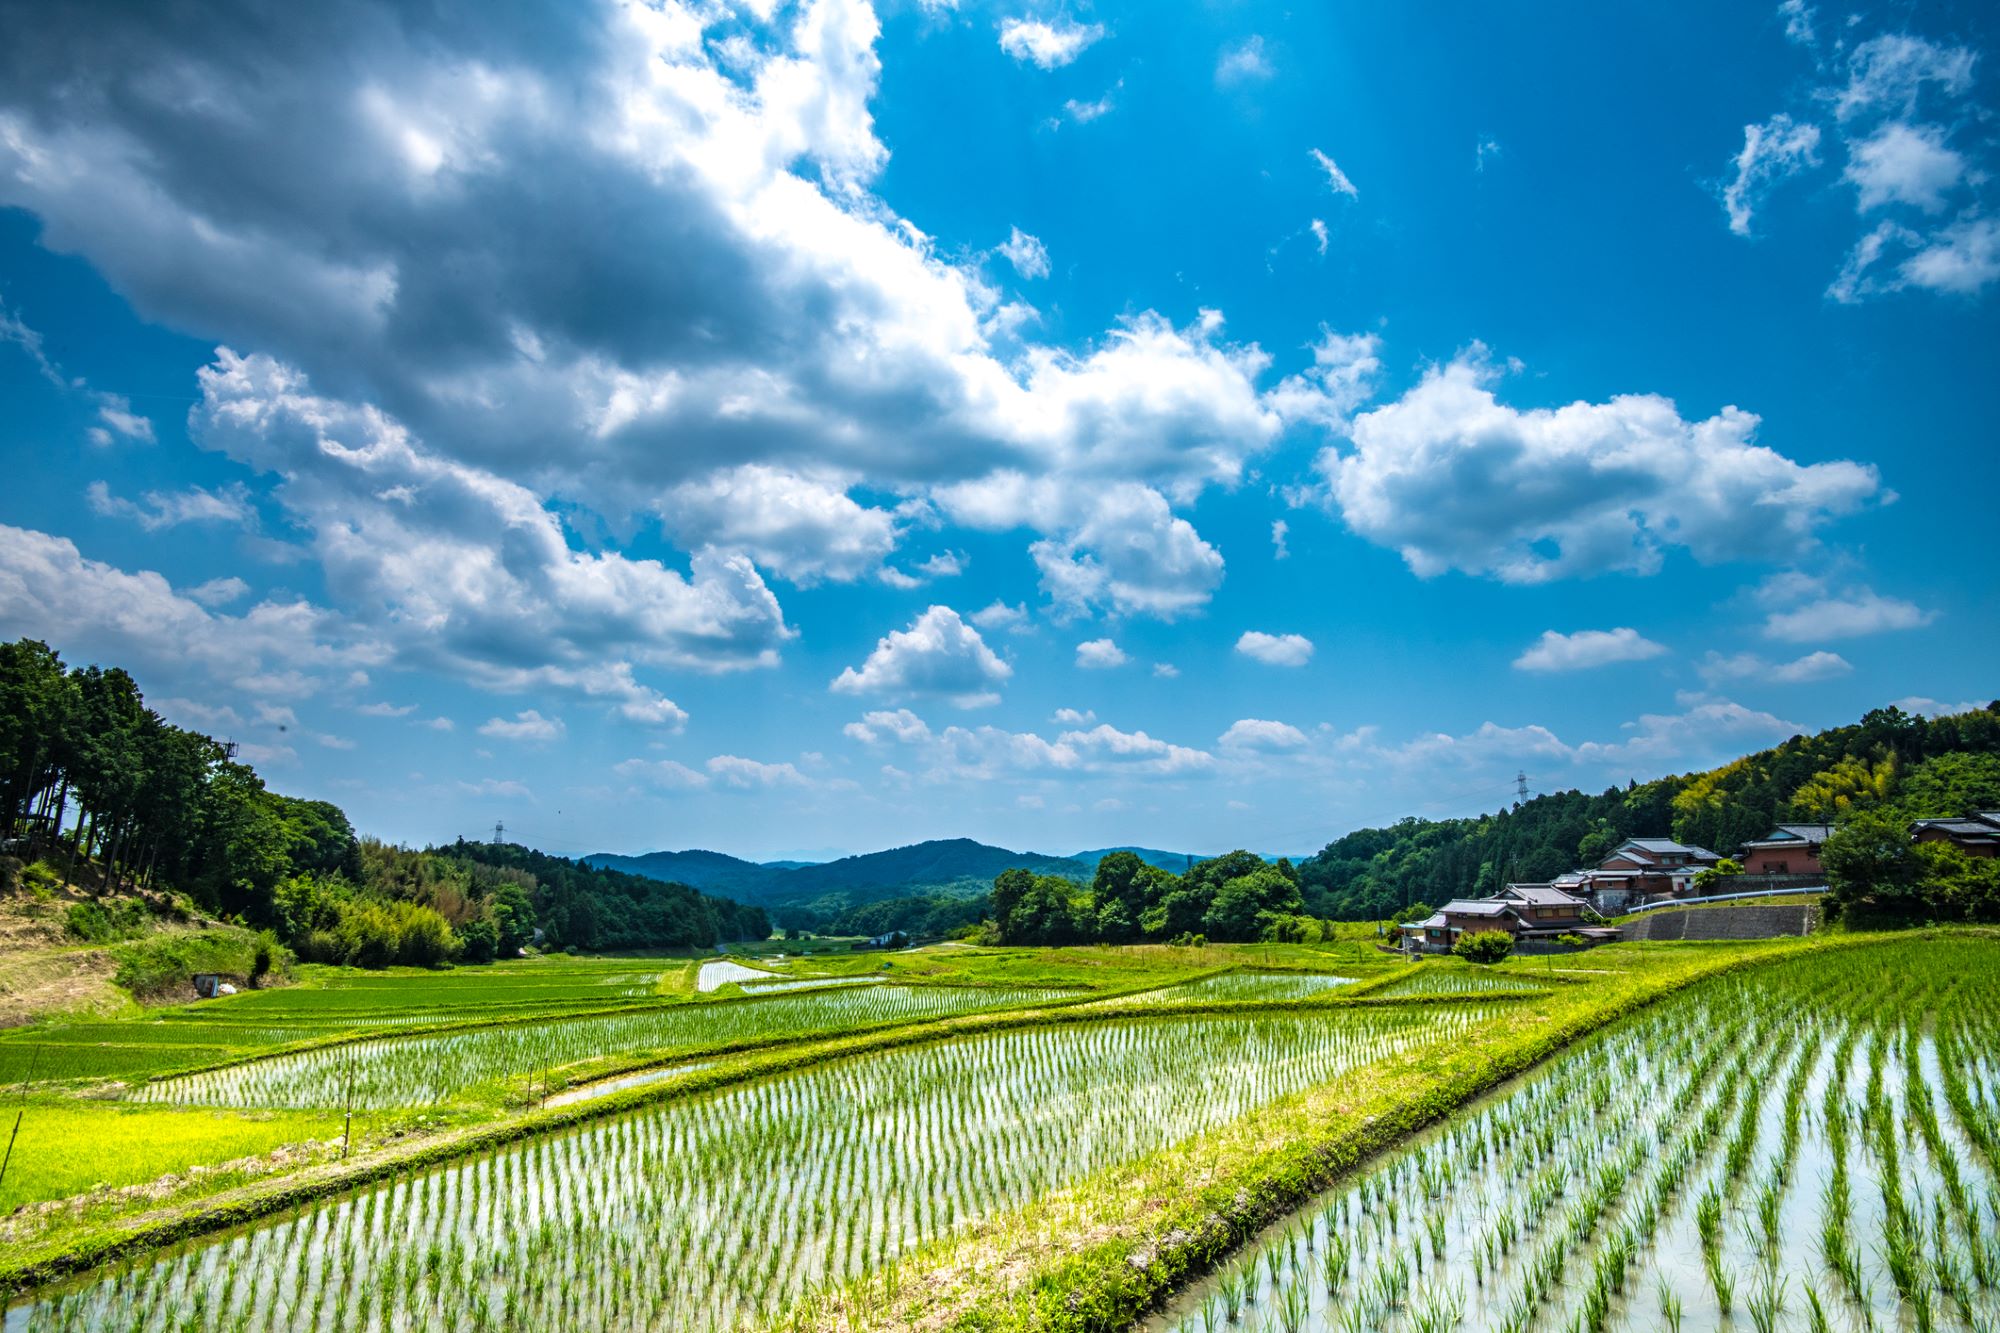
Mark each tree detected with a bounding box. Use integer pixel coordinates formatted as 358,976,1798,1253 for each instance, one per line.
1202,868,1302,942
1454,930,1514,963
1692,857,1742,893
1822,808,1919,920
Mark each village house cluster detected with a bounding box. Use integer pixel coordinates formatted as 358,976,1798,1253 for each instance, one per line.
1397,809,2000,955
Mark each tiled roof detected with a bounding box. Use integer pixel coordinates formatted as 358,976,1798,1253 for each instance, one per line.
1440,899,1516,917
1497,884,1588,907
1744,824,1835,846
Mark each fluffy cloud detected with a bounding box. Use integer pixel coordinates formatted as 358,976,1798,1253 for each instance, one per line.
0,0,1315,634
1573,699,1800,766
1057,723,1213,775
1218,718,1309,751
85,480,255,533
1761,586,1934,641
997,17,1104,69
0,523,377,700
1720,114,1821,236
970,600,1029,631
1018,484,1226,620
707,754,812,789
1722,26,1992,297
997,227,1050,279
1832,217,2000,301
1235,631,1314,667
1513,628,1667,673
613,757,709,789
1696,649,1851,685
89,395,156,446
1319,353,1882,582
185,577,251,608
1075,638,1129,669
1844,122,1965,213
479,709,564,742
1830,34,1976,121
830,605,1011,707
655,465,899,584
194,349,772,720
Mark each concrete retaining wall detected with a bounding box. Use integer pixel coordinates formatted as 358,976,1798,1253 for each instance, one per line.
1622,903,1819,942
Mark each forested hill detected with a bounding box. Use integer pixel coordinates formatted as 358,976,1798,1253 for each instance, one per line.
588,838,1088,913
1298,702,2000,920
583,847,782,898
440,841,768,952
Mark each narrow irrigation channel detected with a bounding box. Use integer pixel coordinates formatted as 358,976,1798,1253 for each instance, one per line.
5,1006,1500,1333
1140,937,2000,1333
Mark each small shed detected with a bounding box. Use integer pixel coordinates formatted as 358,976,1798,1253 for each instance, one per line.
192,973,225,999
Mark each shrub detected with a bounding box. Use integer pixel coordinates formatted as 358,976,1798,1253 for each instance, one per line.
110,927,294,998
1169,931,1207,947
1453,930,1515,964
64,897,151,944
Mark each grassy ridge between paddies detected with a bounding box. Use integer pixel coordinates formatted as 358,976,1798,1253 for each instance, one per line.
0,955,1481,1297
767,931,1936,1333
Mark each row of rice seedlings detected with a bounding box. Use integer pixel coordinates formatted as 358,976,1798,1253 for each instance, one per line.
16,1007,1491,1333
1160,979,1768,1333
1150,937,2000,1333
133,984,1071,1110
1375,971,1550,999
1109,973,1361,1006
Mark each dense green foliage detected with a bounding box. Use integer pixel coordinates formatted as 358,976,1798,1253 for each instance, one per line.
989,850,1317,945
1451,929,1514,963
440,840,768,952
1823,807,2000,925
1,639,362,920
1296,702,2000,919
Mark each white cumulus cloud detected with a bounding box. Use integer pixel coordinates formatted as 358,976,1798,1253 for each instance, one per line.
998,17,1104,69
830,605,1011,708
1513,628,1668,673
1236,631,1314,667
1318,352,1882,583
1075,638,1129,669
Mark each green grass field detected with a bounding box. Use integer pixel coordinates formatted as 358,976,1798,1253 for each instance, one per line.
0,1101,344,1213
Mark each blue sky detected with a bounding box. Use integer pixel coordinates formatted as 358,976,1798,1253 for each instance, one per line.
0,0,1994,861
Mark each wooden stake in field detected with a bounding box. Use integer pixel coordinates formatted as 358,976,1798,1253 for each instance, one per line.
0,1043,41,1196
341,1042,355,1160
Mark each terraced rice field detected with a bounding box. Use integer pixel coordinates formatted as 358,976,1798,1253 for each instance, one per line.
10,1006,1497,1332
1114,972,1359,1004
1374,968,1552,999
132,984,1072,1109
1145,937,2000,1333
0,959,685,1085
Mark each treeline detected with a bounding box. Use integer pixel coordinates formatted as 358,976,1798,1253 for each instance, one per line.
989,851,1323,945
0,639,361,918
0,638,768,968
1296,703,2000,921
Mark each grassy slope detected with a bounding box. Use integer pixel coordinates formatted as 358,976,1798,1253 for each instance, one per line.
772,932,1944,1333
